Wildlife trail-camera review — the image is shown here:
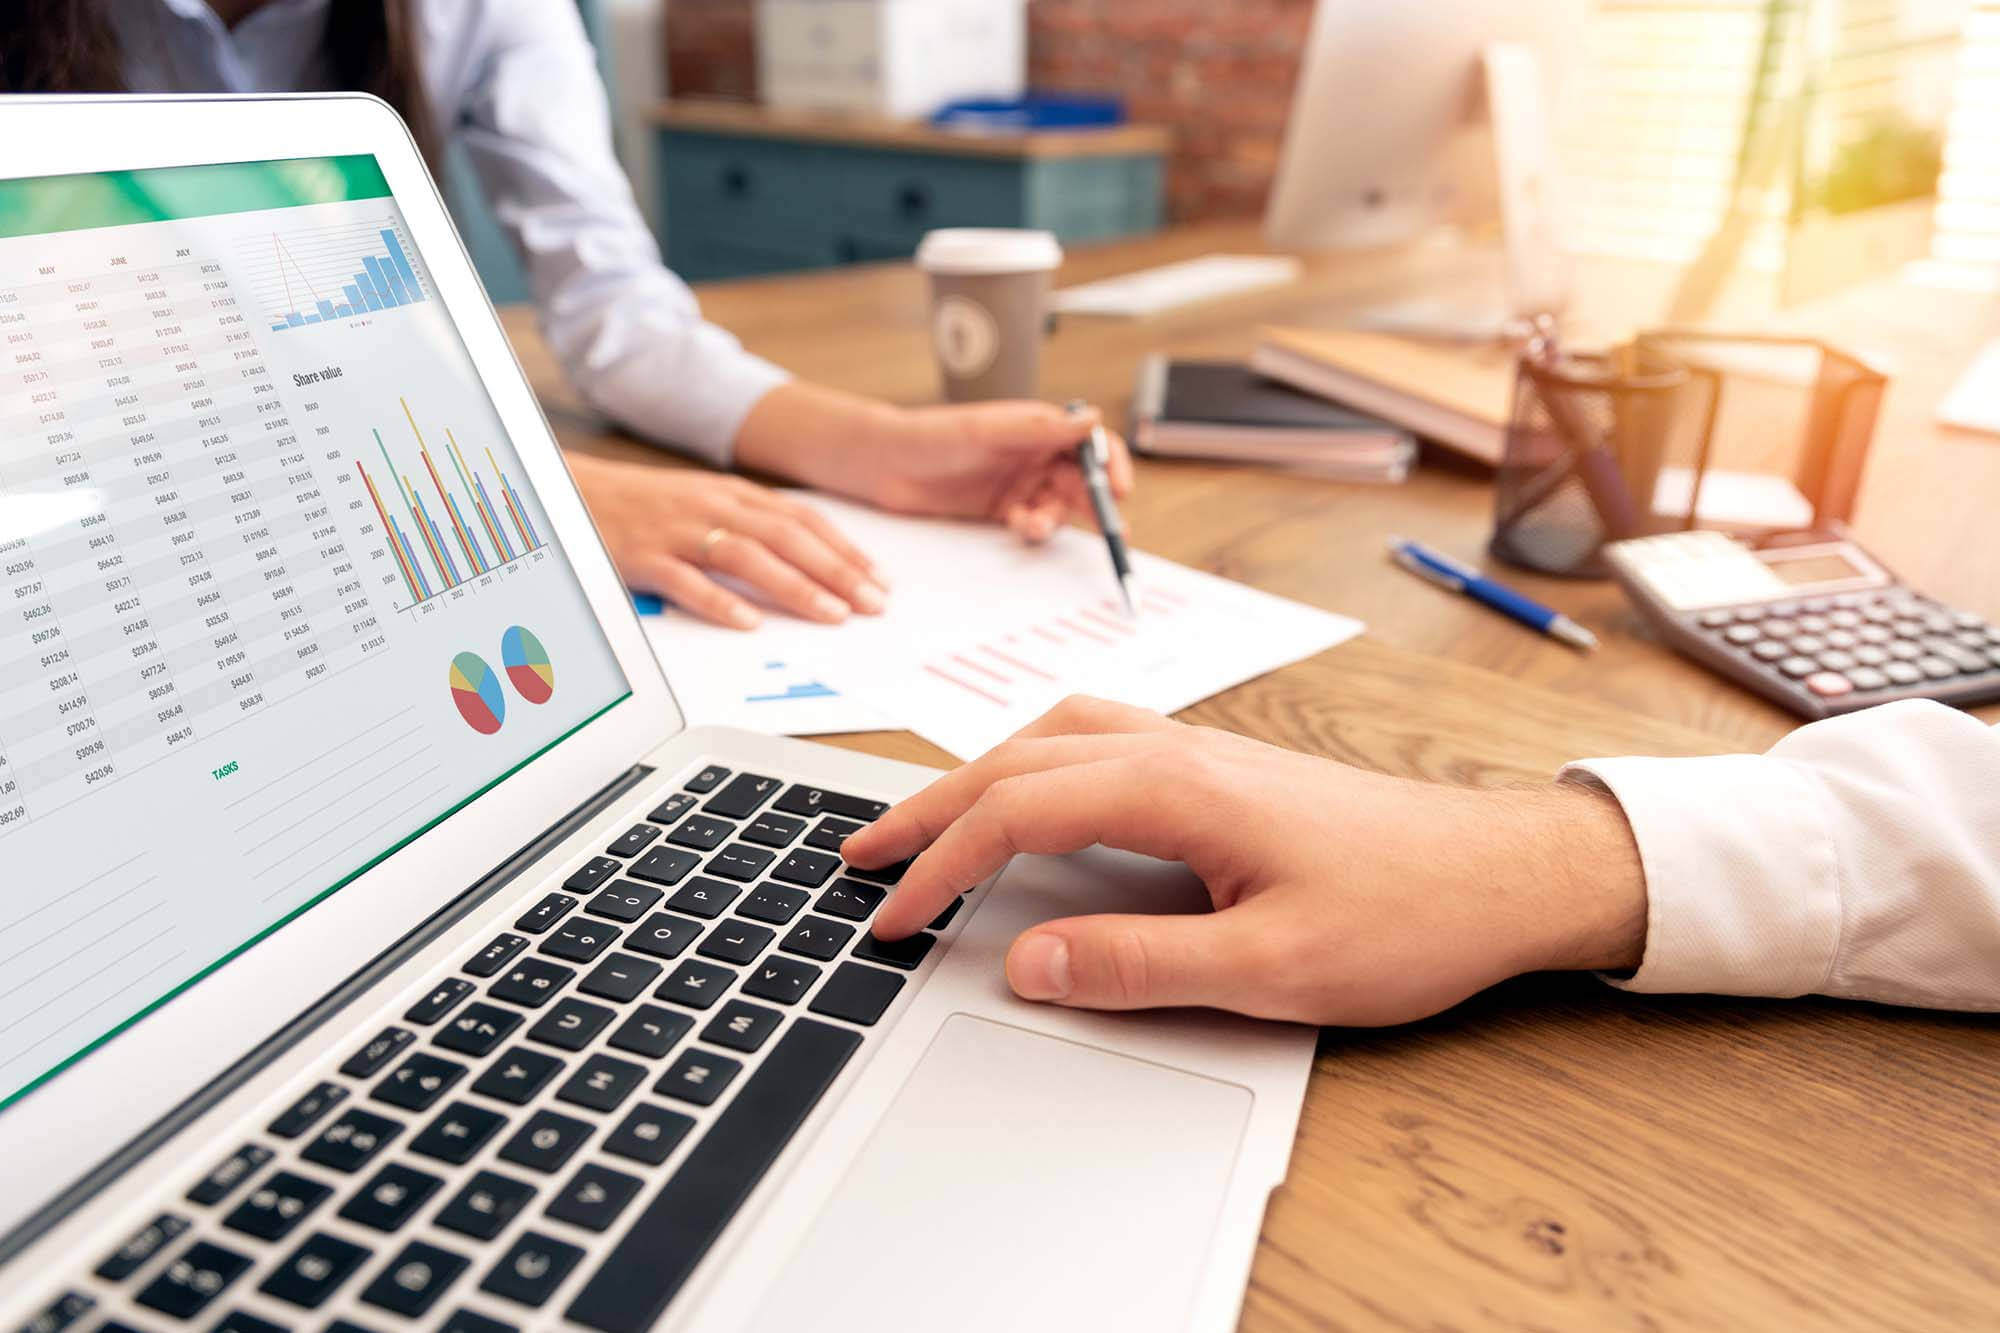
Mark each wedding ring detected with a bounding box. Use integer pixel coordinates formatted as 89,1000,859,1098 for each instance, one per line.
698,526,729,561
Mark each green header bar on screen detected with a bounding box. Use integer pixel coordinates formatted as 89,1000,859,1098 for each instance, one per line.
0,154,391,240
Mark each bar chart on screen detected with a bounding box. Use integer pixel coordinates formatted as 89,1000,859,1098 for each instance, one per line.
236,218,429,330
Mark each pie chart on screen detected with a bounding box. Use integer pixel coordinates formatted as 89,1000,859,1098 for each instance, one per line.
450,652,507,735
501,625,555,704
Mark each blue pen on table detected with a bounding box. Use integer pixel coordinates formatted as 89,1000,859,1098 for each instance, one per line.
1387,537,1598,652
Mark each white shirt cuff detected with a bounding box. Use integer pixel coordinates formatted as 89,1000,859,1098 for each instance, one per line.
1560,753,1843,997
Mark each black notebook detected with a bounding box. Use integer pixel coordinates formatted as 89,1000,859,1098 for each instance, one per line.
1132,356,1414,481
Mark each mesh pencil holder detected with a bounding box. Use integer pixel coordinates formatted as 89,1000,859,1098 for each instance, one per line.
1488,343,1702,579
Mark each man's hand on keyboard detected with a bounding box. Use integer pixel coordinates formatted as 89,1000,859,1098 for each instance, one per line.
841,696,1648,1027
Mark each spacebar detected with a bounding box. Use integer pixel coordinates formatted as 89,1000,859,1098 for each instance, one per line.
566,1018,862,1333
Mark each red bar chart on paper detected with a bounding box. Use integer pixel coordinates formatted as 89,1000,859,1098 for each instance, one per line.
354,396,548,611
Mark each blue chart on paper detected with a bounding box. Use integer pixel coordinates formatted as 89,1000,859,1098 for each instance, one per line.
747,663,838,703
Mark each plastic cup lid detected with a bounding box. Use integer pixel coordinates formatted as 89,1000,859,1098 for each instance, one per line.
915,228,1063,275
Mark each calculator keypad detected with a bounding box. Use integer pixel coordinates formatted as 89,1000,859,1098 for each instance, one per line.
1694,590,2000,707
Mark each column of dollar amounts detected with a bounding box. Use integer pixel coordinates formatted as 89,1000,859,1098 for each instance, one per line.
354,397,545,609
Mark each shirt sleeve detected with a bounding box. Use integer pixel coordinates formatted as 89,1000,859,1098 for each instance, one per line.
445,1,788,465
1562,699,2000,1011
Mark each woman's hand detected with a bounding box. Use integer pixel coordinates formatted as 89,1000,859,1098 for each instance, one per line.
733,382,1134,543
840,697,1649,1027
568,452,887,630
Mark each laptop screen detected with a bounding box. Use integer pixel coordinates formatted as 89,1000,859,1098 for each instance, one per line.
0,155,632,1110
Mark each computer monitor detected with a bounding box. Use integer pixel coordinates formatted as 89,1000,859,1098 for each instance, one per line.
1264,0,1587,332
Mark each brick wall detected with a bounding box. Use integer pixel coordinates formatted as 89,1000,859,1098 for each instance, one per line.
662,0,1315,222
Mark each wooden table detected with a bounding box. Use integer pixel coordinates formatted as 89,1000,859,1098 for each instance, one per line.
497,221,2000,1330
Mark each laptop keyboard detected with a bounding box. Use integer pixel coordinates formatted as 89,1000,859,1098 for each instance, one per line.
26,763,952,1333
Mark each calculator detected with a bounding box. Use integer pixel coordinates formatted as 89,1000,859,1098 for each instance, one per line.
1604,529,2000,720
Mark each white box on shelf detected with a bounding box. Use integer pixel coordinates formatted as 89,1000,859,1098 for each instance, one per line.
755,0,1027,120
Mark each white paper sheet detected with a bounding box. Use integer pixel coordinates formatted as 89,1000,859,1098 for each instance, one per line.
642,494,1363,758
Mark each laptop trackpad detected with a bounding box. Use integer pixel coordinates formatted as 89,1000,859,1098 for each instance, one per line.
748,1013,1253,1332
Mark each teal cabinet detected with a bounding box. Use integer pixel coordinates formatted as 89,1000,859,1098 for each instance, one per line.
653,114,1166,283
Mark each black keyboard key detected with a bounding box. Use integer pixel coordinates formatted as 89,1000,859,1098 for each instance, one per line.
927,896,964,931
843,857,910,885
854,931,936,971
338,1163,443,1232
665,877,739,919
441,1310,518,1333
359,1240,469,1318
742,955,820,1006
604,824,660,859
514,893,576,935
697,920,774,965
547,1163,644,1233
258,1232,371,1309
805,817,862,851
300,1109,401,1174
410,1101,507,1165
771,847,841,888
606,1003,694,1059
463,933,528,978
498,1109,595,1174
578,952,663,1003
434,1002,523,1058
222,1170,331,1242
339,1026,414,1079
629,846,700,887
136,1240,250,1319
481,1232,583,1310
562,856,623,896
705,843,774,882
779,915,852,962
95,1212,191,1281
666,814,734,851
682,764,729,793
327,1322,379,1333
702,771,782,819
647,792,697,824
541,918,620,964
404,977,475,1026
212,1312,285,1333
566,1020,861,1333
267,1081,347,1140
813,880,884,921
655,959,734,1010
471,1046,566,1105
773,784,888,822
435,1170,536,1241
808,962,906,1026
654,1049,741,1107
526,997,616,1051
489,957,575,1009
701,1000,783,1053
603,1103,695,1166
557,1053,648,1112
742,812,807,847
18,1292,92,1333
373,1051,467,1112
737,883,808,925
187,1144,273,1206
625,911,702,960
585,881,663,923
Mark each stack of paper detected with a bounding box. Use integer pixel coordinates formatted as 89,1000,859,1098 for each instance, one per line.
638,494,1363,761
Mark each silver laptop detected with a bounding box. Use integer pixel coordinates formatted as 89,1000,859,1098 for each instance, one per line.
0,95,1312,1333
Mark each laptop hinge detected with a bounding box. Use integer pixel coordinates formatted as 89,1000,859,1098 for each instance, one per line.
0,762,655,1263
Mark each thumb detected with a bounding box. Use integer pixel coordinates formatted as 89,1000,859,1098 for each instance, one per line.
971,400,1097,455
1004,909,1263,1013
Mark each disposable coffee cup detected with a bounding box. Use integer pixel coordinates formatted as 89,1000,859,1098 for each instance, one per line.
915,228,1063,402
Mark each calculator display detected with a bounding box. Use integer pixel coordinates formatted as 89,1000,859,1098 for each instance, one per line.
1769,552,1866,586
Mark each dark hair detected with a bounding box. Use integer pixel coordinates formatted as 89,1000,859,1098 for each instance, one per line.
0,0,440,169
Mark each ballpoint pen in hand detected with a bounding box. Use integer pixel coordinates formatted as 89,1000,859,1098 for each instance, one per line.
1068,399,1137,617
1388,536,1597,651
